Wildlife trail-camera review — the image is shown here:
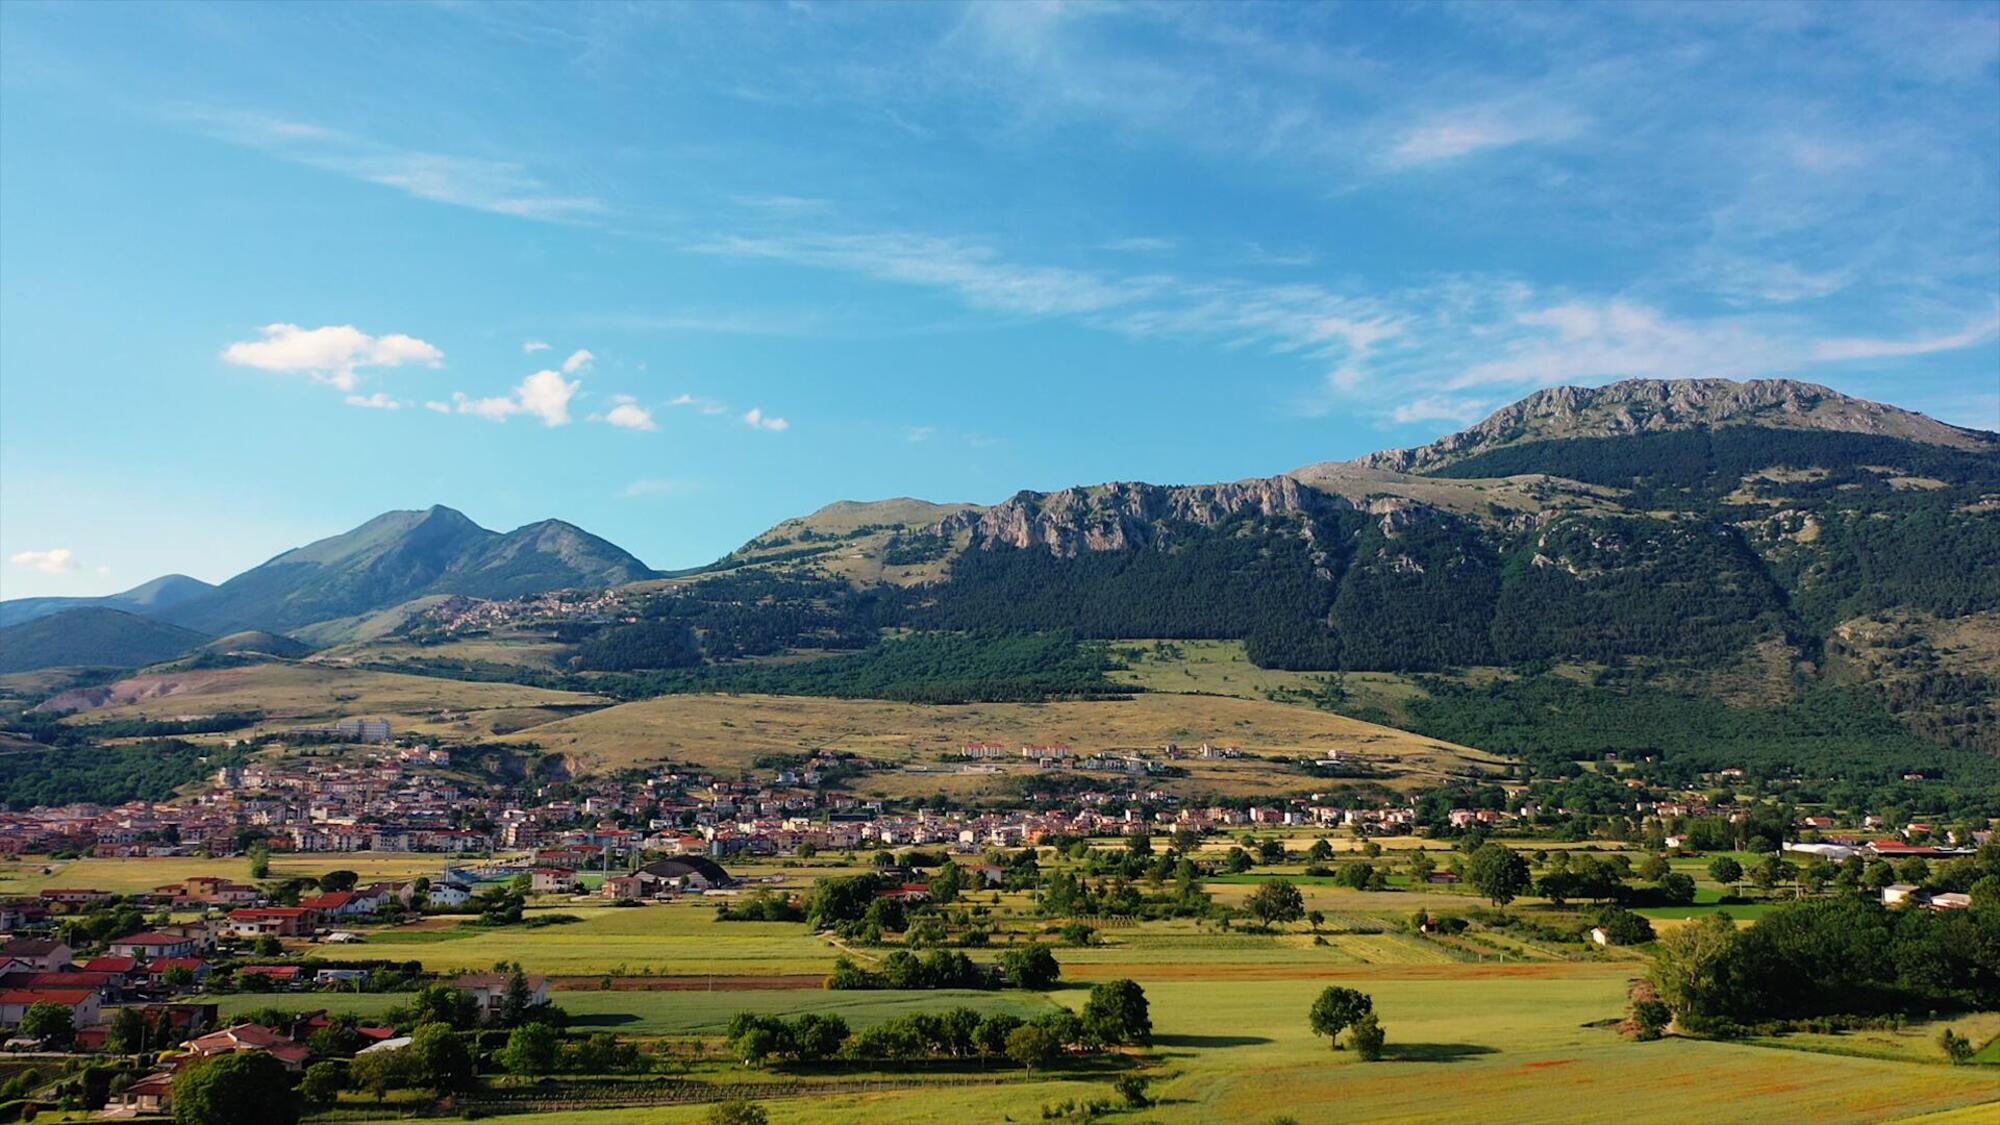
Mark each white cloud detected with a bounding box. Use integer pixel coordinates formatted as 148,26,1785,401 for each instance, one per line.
95,565,112,576
561,348,596,374
9,548,77,575
600,395,658,431
451,369,578,426
622,477,695,498
523,340,551,353
905,425,937,443
221,323,442,391
669,393,729,415
1452,300,1794,388
344,392,402,410
1810,310,2000,362
423,401,452,414
742,407,790,432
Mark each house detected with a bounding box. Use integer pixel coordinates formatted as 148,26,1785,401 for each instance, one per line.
112,1071,176,1114
456,972,549,1020
227,907,316,938
236,965,304,988
300,890,381,919
634,856,735,891
109,932,198,960
0,938,72,972
1589,927,1612,946
424,881,472,908
38,888,113,909
1,987,102,1028
528,867,579,894
1882,883,1922,906
1928,893,1973,911
186,1022,312,1069
147,958,213,988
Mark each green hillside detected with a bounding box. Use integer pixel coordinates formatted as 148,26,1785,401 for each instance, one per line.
0,607,210,673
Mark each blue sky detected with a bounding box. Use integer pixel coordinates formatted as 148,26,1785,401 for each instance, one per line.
2,1,1997,598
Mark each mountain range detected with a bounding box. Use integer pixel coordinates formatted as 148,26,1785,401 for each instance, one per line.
3,377,1995,760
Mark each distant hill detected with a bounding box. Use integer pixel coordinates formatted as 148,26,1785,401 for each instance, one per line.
155,506,658,635
0,573,215,629
0,607,211,673
194,630,314,659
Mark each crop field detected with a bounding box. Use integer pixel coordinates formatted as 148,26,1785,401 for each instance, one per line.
1744,1012,2000,1066
502,690,1504,796
412,967,1999,1124
0,852,476,896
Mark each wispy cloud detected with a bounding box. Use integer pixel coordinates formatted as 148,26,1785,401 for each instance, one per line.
668,393,729,415
179,107,603,221
560,348,596,374
904,425,937,443
1810,309,2000,363
1381,103,1585,168
1101,237,1174,253
523,340,551,353
344,392,402,410
622,477,696,498
1389,396,1490,426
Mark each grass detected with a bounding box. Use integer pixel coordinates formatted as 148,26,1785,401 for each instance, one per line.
504,690,1503,797
46,660,603,736
0,852,482,896
1745,1012,2000,1066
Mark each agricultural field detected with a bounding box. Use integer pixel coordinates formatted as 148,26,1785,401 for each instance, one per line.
502,690,1504,796
0,852,477,897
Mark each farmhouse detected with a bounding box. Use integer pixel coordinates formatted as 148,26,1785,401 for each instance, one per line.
0,938,72,972
456,972,550,1020
187,1022,313,1068
227,907,316,938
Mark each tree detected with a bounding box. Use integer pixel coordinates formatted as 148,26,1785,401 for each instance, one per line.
107,1005,149,1053
1245,880,1306,929
407,1022,474,1091
247,841,271,880
1349,1011,1385,1061
1005,1024,1060,1071
255,935,283,958
348,1046,414,1102
499,965,535,1027
929,862,965,905
1308,986,1373,1050
1647,912,1742,1030
1467,844,1530,908
1406,851,1436,882
173,1052,299,1125
1000,944,1061,989
1307,909,1326,933
1637,854,1670,882
404,983,477,1031
1307,839,1334,862
1656,872,1697,906
1082,979,1152,1046
707,1099,770,1125
1939,1028,1973,1064
1707,857,1743,890
500,1022,560,1076
18,1001,74,1046
319,869,359,893
299,1061,347,1109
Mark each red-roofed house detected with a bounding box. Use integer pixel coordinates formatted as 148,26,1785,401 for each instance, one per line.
186,1022,312,1069
108,932,198,960
1,987,102,1028
227,908,315,938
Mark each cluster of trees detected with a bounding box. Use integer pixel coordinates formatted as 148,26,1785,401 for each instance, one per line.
726,980,1149,1069
715,891,807,922
0,738,250,811
604,630,1124,704
824,944,1061,991
1650,894,2000,1034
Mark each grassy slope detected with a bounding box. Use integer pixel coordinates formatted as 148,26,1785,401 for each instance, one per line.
49,660,603,734
500,690,1505,797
